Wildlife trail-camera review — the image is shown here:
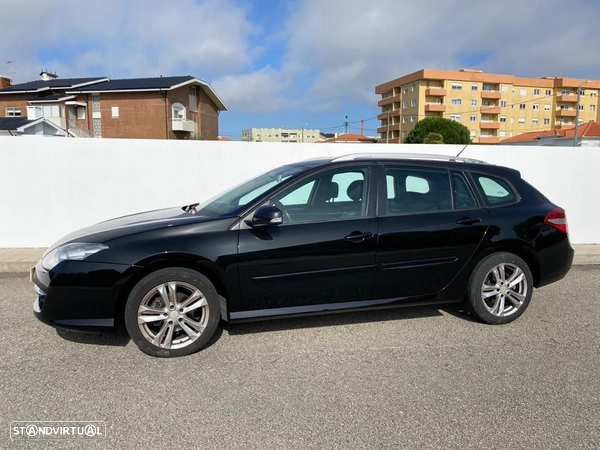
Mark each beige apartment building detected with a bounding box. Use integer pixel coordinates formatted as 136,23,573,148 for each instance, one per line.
375,69,600,144
241,127,320,143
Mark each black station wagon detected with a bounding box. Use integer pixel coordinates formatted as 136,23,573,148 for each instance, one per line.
32,154,574,357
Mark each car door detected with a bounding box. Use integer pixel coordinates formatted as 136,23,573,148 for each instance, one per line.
374,164,490,299
233,164,377,318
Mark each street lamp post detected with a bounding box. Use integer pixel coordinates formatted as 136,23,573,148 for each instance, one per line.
573,80,591,147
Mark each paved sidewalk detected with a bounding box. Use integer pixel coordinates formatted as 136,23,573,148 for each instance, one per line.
0,245,598,273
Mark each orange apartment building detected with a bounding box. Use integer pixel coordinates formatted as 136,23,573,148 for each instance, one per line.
375,69,600,144
0,71,227,139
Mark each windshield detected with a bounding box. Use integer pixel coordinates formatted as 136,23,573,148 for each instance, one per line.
194,164,311,216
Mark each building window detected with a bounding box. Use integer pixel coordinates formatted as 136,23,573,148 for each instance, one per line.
533,89,540,96
171,102,186,120
450,114,461,122
544,104,551,111
518,117,525,124
546,89,552,96
471,99,477,106
189,86,196,96
510,118,514,124
562,89,570,95
482,85,493,92
402,131,407,139
470,115,477,122
500,116,506,123
501,85,508,93
470,130,476,137
402,101,407,109
111,106,119,118
451,83,462,91
403,86,408,94
532,118,538,125
519,103,526,110
591,105,596,111
471,84,478,91
590,91,598,97
411,84,416,92
544,118,550,125
451,98,462,106
499,131,506,138
411,99,417,107
42,104,59,117
402,116,408,123
533,104,539,110
411,115,416,122
578,104,584,110
501,101,507,108
5,107,21,117
520,88,527,96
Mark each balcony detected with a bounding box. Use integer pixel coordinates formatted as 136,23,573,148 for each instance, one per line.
479,136,500,144
424,104,446,112
378,94,401,107
377,123,401,133
557,94,577,102
481,91,502,99
377,110,401,120
172,118,196,133
480,106,501,114
479,121,500,129
425,88,446,96
556,109,576,117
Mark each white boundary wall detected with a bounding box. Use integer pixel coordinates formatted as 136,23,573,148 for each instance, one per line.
0,136,598,247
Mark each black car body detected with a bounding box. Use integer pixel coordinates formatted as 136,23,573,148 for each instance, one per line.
32,154,573,355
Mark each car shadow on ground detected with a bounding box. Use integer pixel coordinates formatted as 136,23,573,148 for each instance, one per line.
224,302,470,336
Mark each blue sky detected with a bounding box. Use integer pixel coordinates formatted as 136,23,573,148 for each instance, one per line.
2,0,600,139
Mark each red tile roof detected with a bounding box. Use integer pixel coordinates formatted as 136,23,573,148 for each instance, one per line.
499,122,600,143
217,136,233,141
318,133,377,143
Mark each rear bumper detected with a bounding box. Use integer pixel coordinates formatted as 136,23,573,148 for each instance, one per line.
31,259,132,332
537,237,574,288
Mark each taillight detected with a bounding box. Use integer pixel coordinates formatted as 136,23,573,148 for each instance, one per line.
544,207,568,234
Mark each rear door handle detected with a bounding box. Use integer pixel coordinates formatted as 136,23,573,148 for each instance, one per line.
456,217,481,226
344,231,374,242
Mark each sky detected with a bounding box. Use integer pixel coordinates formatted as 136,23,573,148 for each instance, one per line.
2,0,600,140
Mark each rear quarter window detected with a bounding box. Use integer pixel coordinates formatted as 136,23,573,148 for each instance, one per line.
472,173,517,206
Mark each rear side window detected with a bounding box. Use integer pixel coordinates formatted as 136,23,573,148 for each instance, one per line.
452,172,478,209
385,167,451,214
472,173,517,206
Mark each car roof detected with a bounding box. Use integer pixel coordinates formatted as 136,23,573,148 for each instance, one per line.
331,153,489,165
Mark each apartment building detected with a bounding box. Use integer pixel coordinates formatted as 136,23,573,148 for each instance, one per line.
0,71,227,139
375,69,600,144
241,127,320,143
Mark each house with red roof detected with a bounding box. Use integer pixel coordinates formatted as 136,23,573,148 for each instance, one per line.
317,133,377,143
499,122,600,147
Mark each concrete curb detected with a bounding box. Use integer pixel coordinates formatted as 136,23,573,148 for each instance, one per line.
0,245,598,274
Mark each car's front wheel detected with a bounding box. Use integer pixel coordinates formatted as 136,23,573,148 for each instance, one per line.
465,252,533,324
124,268,220,357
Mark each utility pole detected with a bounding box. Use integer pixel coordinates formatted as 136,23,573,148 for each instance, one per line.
344,115,348,142
573,80,591,147
386,110,390,144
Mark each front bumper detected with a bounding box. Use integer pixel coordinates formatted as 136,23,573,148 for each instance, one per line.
31,259,133,332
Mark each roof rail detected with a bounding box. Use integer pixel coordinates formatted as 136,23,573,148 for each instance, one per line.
331,153,488,164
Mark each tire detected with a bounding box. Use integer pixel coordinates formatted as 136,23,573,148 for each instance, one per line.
124,268,220,357
465,252,534,325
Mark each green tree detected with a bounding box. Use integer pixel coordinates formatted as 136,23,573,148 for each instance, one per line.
404,117,471,144
423,132,444,144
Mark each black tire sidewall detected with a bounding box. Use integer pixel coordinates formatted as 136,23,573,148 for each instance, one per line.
124,268,220,357
466,252,534,325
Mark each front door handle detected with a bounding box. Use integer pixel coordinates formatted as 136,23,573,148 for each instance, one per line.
456,217,481,226
344,231,374,242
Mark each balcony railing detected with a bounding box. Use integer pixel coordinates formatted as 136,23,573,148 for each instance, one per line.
479,136,500,144
557,94,577,102
481,91,502,99
479,121,501,129
480,106,501,114
425,88,446,96
556,109,576,117
172,118,196,133
377,110,401,120
377,94,401,107
424,104,446,112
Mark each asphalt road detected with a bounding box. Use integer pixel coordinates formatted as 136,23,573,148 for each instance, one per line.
1,267,599,449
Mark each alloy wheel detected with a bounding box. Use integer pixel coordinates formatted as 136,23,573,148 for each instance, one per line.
481,263,528,317
137,281,209,349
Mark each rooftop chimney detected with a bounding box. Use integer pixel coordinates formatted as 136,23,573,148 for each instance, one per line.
40,70,58,81
0,76,11,89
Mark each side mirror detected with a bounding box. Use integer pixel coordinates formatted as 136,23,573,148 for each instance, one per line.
250,205,283,227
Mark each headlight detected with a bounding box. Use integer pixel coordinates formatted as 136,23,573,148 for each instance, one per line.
42,243,109,271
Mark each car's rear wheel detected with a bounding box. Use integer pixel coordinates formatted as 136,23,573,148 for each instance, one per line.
466,252,533,324
124,268,220,357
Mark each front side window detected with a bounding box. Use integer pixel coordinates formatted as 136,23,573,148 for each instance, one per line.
472,173,517,206
271,167,369,224
385,167,451,215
